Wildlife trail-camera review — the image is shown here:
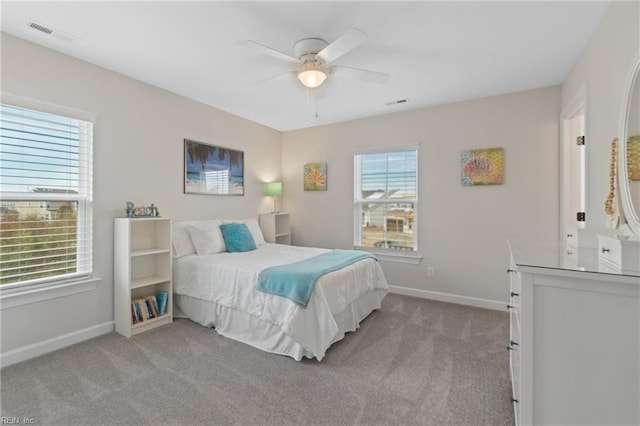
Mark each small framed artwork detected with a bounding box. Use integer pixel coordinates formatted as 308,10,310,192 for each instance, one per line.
461,147,504,186
184,139,244,195
304,162,327,191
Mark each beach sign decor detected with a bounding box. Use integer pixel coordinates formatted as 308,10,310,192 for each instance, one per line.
304,162,327,191
461,147,504,186
184,139,244,195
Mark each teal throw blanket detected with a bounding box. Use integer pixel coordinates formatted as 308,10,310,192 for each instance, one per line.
257,250,376,307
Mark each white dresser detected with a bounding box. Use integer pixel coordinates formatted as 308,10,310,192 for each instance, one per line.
508,240,640,426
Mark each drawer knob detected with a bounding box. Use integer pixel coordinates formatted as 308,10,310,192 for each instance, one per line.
506,269,516,273
601,247,610,253
507,304,514,310
511,397,519,404
510,292,519,297
510,340,519,346
567,233,574,238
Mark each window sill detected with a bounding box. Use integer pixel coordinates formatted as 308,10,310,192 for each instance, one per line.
356,248,422,264
0,277,101,310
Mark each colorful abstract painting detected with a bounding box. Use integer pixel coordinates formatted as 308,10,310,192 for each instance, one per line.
461,148,504,186
628,135,640,180
304,162,327,191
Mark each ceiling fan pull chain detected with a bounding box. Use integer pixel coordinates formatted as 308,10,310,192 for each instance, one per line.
305,88,311,126
315,94,319,119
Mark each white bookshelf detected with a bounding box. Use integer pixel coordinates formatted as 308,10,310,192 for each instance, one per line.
259,213,291,245
114,217,172,337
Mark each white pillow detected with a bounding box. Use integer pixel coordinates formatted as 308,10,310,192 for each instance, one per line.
187,219,226,255
172,222,197,258
222,218,266,246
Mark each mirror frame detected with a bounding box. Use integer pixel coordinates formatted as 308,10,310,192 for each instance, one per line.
618,51,640,235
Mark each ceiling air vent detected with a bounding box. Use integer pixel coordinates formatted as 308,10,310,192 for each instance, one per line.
28,21,53,35
26,20,80,43
385,98,409,107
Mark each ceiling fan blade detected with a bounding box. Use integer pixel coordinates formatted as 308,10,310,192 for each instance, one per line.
330,66,390,84
317,28,368,65
246,71,297,88
240,39,299,64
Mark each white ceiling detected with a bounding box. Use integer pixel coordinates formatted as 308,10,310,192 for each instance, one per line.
1,1,609,131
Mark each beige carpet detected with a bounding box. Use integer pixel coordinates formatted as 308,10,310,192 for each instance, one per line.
1,294,514,425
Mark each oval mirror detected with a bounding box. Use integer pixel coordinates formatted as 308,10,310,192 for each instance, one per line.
618,54,640,235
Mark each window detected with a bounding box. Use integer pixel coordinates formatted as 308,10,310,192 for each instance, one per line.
354,149,417,253
0,103,93,288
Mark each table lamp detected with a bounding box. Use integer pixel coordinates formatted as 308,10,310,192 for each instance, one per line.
264,182,282,213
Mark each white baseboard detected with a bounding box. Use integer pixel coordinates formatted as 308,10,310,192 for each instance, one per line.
1,321,114,368
388,285,507,311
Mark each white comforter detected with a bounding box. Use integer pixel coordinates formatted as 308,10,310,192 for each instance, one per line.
173,243,389,358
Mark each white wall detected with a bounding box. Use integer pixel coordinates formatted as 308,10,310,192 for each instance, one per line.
561,1,640,231
2,0,637,364
282,86,561,307
0,33,282,361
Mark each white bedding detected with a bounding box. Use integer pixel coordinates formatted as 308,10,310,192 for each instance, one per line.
173,243,389,360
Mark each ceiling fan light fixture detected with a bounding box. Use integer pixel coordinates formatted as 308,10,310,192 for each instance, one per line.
298,64,327,88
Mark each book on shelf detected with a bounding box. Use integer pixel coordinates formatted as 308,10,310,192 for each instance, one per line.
144,298,156,319
131,300,142,323
131,294,165,324
131,304,139,324
146,295,158,318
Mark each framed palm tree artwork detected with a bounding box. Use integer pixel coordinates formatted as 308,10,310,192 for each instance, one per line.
184,139,244,195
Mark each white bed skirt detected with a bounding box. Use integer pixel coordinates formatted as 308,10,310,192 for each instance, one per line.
174,288,387,361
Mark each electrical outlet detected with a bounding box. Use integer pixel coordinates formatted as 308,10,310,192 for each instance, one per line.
427,266,435,277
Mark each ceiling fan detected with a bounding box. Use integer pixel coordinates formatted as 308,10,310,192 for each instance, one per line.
241,28,390,89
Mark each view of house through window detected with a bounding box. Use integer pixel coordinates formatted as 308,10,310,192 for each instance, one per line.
354,149,417,252
0,103,93,287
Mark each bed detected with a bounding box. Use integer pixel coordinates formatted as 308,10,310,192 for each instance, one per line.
171,218,389,361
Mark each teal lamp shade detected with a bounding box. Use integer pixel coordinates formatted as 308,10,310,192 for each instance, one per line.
264,182,282,196
264,182,282,212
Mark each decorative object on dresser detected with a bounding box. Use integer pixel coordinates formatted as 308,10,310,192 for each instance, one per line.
125,201,160,218
598,52,640,273
264,181,282,213
627,135,640,180
259,212,291,245
184,138,244,196
617,53,640,235
604,138,618,217
304,162,327,191
114,217,172,337
460,147,504,186
507,239,639,426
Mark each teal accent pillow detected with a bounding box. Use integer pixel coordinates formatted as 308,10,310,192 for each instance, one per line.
220,223,257,253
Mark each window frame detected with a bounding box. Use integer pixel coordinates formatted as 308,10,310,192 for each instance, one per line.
0,93,96,291
353,144,420,263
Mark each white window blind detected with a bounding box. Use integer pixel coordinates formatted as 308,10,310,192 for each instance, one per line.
354,149,417,252
0,103,93,288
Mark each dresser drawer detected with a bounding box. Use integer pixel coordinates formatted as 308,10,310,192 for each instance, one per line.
565,225,579,248
565,245,579,265
598,234,640,272
509,327,521,401
565,226,599,248
510,309,520,344
598,235,622,267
